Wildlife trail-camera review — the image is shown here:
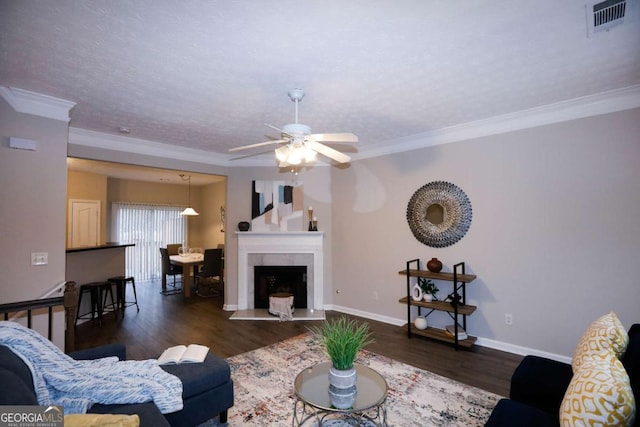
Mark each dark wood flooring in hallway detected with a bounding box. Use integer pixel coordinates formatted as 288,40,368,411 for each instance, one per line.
74,279,522,397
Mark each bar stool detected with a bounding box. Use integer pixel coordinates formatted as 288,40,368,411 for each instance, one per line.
75,281,118,326
108,276,139,312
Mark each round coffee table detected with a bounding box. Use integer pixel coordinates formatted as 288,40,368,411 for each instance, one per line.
292,362,388,426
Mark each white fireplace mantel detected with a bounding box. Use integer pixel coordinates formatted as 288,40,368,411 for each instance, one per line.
236,232,324,310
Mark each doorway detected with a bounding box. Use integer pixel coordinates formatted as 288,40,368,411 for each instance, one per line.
68,199,100,248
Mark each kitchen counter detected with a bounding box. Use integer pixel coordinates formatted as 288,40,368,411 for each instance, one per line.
66,242,134,253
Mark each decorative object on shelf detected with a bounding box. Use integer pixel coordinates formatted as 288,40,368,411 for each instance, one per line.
447,292,464,307
411,283,424,301
219,206,225,232
406,181,472,248
308,316,374,410
414,316,428,330
418,278,439,302
427,257,443,272
237,221,250,231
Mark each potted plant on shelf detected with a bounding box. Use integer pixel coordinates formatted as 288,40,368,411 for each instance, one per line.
309,316,374,409
419,278,439,302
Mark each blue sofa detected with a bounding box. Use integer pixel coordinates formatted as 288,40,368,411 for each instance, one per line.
485,324,639,427
0,342,234,427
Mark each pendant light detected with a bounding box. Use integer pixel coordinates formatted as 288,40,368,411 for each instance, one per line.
179,174,199,216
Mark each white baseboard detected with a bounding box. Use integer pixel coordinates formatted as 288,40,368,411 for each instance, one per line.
326,304,572,363
326,304,406,327
476,337,571,364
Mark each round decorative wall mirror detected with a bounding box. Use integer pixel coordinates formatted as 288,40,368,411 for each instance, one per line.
406,181,472,248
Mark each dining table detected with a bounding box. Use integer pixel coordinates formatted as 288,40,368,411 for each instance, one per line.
169,253,204,298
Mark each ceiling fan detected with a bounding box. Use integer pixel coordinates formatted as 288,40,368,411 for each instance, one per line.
229,89,358,166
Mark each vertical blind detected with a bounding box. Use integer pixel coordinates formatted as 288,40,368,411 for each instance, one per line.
112,203,186,281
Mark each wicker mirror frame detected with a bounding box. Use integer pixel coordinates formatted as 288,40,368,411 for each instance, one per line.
406,181,472,248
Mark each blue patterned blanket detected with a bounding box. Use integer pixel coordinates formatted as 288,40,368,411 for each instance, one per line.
0,321,183,414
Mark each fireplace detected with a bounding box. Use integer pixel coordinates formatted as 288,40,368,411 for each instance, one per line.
254,265,307,309
236,232,324,310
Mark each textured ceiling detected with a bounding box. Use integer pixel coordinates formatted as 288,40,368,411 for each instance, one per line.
1,0,639,164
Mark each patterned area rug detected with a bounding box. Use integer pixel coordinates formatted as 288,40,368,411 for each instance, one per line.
205,333,502,426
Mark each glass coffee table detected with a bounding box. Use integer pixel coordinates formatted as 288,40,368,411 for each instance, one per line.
292,362,388,426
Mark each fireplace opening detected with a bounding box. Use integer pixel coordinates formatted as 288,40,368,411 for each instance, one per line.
254,265,307,309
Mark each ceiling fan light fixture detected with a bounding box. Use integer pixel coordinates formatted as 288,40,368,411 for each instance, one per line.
282,123,311,136
304,147,317,163
231,89,357,166
275,145,291,162
287,148,303,165
275,141,317,166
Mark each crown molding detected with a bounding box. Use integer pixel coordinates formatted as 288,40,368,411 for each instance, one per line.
68,128,237,166
69,127,335,168
0,86,76,122
356,84,640,160
68,85,640,166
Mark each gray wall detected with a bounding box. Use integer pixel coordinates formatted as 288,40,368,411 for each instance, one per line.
0,98,69,302
329,108,640,357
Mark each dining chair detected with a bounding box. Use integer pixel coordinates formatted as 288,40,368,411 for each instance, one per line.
167,244,182,256
160,247,183,295
195,248,224,298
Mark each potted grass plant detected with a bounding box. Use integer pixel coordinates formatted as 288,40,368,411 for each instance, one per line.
309,316,374,409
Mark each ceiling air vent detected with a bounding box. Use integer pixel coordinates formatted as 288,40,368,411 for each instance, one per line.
586,0,636,36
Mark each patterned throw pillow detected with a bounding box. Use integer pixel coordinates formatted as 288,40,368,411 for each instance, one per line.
64,414,140,427
572,312,629,371
560,356,636,427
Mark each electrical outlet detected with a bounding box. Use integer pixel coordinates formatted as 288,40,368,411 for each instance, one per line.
505,313,513,326
31,252,48,266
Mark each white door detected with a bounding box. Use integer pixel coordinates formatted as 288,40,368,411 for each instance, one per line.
68,199,100,247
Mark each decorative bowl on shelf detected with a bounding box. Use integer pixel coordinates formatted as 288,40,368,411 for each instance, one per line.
238,221,250,231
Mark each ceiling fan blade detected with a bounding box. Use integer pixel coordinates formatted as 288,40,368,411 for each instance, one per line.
228,139,287,152
310,133,358,143
264,123,289,136
307,141,352,163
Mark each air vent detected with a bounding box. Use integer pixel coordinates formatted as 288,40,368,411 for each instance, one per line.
586,0,636,36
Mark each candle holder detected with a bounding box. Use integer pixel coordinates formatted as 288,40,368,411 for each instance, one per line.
308,207,314,231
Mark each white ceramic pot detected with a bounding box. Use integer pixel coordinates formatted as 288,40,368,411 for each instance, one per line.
328,365,357,389
414,316,428,330
328,385,357,409
411,284,423,301
423,293,433,302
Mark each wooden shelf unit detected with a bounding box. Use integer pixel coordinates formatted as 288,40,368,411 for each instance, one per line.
399,259,477,350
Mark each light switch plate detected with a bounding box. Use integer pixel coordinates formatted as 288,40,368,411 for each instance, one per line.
31,252,48,265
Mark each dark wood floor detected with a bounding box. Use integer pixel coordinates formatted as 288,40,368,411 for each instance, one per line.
74,279,522,397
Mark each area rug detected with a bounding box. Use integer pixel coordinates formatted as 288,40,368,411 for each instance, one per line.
204,333,502,426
